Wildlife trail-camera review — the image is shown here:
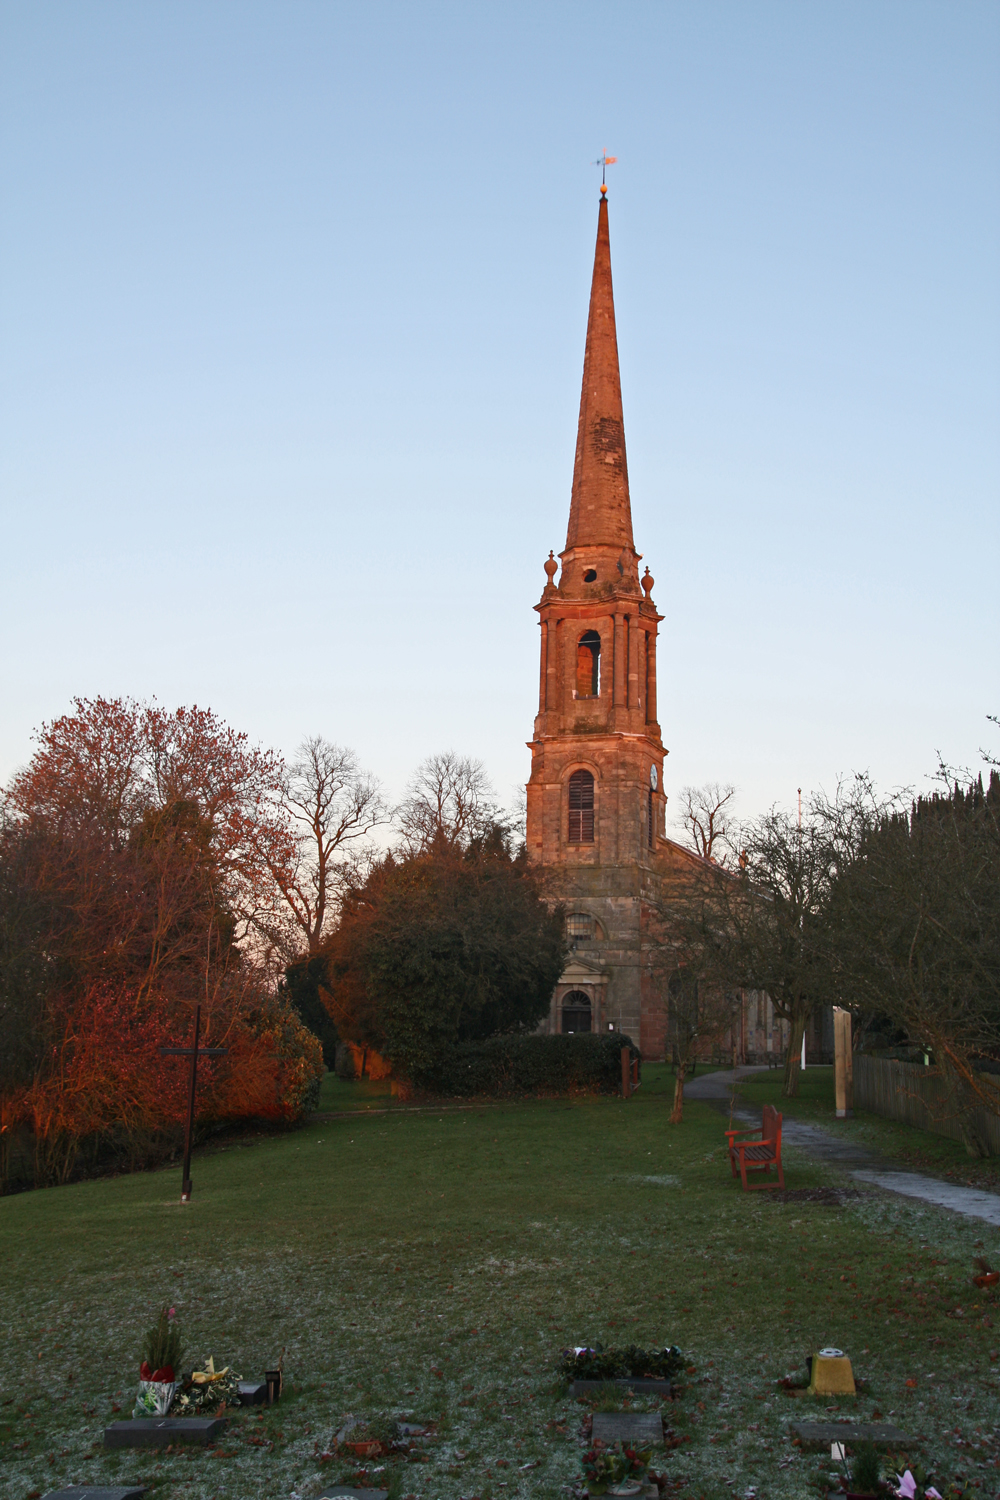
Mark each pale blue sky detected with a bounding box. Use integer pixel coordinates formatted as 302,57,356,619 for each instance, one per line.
2,1,998,823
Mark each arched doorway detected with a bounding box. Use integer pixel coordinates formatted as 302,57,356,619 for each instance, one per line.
561,989,592,1033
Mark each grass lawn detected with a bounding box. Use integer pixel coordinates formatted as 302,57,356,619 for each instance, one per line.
1,1064,998,1500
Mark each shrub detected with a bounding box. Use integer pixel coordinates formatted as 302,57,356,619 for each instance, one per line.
215,996,325,1122
418,1032,639,1097
849,1439,881,1493
559,1343,685,1383
141,1307,184,1377
282,956,339,1070
2,986,324,1192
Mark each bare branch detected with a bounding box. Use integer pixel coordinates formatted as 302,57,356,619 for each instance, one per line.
675,782,737,864
394,752,509,854
272,736,388,957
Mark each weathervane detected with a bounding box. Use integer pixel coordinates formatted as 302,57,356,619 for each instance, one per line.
593,150,617,193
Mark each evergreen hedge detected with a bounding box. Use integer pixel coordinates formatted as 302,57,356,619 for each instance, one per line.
418,1032,640,1097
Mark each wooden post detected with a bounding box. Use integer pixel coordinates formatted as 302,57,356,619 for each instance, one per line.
621,1045,631,1099
834,1007,853,1118
181,1003,201,1201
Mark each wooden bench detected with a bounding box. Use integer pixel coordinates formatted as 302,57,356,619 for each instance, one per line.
726,1104,784,1190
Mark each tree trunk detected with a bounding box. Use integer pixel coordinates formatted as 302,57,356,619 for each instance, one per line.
670,1060,687,1124
783,1013,806,1097
938,1057,992,1158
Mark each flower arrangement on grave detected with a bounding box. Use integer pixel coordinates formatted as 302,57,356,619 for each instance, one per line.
172,1355,242,1413
892,1466,972,1500
821,1454,972,1500
134,1306,183,1417
334,1414,403,1459
835,1439,882,1498
581,1437,651,1496
559,1343,685,1384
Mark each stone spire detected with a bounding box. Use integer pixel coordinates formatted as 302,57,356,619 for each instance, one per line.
564,191,636,560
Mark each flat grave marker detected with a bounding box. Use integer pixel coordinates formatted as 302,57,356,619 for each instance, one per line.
319,1489,390,1500
103,1416,227,1449
791,1420,918,1450
42,1489,147,1500
591,1412,663,1447
571,1377,673,1396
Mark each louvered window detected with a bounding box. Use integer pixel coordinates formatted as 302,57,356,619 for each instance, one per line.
568,770,595,844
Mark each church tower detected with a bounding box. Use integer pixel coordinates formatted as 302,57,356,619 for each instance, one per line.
526,187,668,1050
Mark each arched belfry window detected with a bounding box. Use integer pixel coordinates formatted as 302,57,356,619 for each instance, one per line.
561,990,592,1033
568,769,595,844
576,630,601,697
566,912,594,944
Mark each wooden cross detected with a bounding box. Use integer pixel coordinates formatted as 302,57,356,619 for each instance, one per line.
160,1002,228,1202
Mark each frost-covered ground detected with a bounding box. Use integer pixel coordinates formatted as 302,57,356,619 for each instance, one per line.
1,1070,999,1499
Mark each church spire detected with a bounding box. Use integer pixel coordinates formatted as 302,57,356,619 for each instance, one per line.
564,191,635,557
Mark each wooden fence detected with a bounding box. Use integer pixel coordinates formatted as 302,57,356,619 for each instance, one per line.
853,1053,1000,1156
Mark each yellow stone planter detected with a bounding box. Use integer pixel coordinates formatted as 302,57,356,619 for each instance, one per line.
808,1348,856,1396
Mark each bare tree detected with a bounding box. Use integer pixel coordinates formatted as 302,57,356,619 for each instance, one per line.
676,782,736,864
711,805,838,1097
644,869,743,1123
395,752,508,853
273,737,387,956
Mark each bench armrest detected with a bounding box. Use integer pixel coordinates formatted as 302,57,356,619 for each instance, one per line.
725,1127,762,1144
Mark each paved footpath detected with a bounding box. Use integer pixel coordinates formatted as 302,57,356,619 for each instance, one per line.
684,1065,1000,1229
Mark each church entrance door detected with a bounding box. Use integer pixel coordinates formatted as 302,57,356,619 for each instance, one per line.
561,990,593,1033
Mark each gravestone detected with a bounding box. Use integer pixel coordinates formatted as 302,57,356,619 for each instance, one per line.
42,1489,146,1500
104,1416,226,1448
238,1379,268,1405
591,1412,663,1447
320,1489,390,1500
571,1378,673,1396
791,1420,918,1450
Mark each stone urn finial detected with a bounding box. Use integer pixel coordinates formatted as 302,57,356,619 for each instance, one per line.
544,550,559,586
641,566,654,598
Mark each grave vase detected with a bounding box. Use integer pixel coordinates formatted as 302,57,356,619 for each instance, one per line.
134,1378,177,1417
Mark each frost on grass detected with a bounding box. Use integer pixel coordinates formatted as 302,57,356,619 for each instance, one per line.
2,1100,999,1499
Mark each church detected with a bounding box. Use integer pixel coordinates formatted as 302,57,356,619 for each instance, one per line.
525,188,798,1065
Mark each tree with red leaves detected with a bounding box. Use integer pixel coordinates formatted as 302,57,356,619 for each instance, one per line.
0,697,322,1190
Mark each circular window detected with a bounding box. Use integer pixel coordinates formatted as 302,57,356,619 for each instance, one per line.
583,569,597,583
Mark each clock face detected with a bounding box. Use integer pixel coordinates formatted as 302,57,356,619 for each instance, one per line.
650,764,658,790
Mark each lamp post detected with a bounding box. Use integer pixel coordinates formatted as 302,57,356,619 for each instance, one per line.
160,1003,228,1202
